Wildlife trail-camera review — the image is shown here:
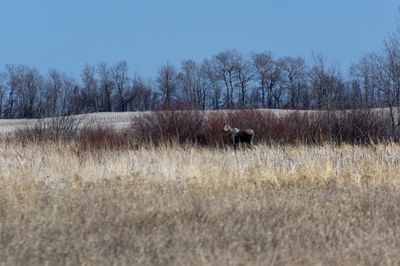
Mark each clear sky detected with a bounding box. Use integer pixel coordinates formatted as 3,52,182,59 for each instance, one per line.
0,0,399,79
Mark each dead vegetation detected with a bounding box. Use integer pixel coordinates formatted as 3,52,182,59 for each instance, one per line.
1,142,400,265
1,109,400,265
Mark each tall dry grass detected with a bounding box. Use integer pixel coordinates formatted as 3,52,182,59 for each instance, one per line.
1,142,400,265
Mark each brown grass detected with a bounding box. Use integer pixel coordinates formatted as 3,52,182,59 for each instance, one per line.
1,142,400,265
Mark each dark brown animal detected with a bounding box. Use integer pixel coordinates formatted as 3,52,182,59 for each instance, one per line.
223,124,255,149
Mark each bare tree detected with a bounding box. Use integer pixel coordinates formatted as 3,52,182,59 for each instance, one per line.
4,65,44,118
374,51,396,131
4,65,20,118
201,58,221,109
157,62,177,108
22,66,44,118
81,64,99,112
346,80,363,107
308,54,343,111
44,69,64,117
110,61,130,112
177,59,210,109
214,50,241,109
349,53,379,108
252,52,271,108
0,72,6,117
235,56,254,108
125,76,153,111
97,62,114,112
61,75,81,115
251,52,281,108
384,33,400,128
279,56,307,108
177,59,198,106
196,61,212,109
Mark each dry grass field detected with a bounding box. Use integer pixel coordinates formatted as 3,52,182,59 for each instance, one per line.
1,140,400,265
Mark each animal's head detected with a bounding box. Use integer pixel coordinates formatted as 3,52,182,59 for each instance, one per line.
223,124,231,133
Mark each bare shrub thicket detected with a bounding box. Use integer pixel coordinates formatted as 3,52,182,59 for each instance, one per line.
11,115,83,144
130,110,206,146
5,109,396,149
129,109,394,147
333,110,393,144
74,126,131,152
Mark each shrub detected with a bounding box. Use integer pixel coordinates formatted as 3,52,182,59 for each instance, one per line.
128,109,396,147
11,115,82,144
76,126,130,151
327,110,393,144
5,109,396,148
130,110,206,146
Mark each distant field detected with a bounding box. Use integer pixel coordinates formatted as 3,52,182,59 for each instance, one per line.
0,108,394,135
0,112,140,134
0,109,309,134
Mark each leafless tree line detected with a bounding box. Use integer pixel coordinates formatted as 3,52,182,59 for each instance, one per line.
0,61,157,118
1,28,400,121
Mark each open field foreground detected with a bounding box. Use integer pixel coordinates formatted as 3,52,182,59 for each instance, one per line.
2,143,400,265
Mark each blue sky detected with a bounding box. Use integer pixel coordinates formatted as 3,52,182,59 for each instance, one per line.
0,0,398,79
